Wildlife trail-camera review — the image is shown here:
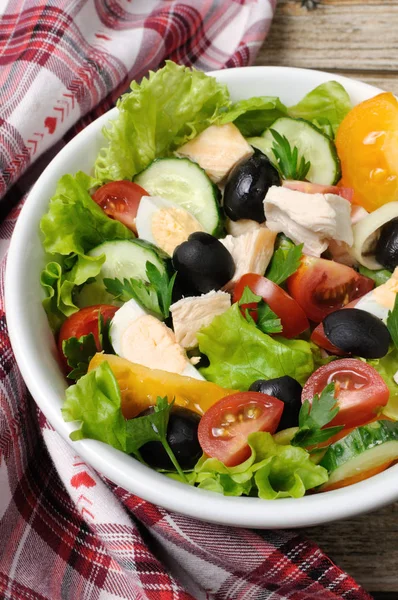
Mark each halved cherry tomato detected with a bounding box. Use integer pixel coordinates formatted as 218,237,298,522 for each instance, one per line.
198,392,284,466
58,305,117,370
302,359,389,429
310,297,361,354
92,181,148,233
282,180,354,202
233,274,309,338
287,256,374,323
310,323,346,356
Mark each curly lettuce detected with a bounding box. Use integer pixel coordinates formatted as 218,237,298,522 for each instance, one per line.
367,349,398,421
40,171,132,330
197,303,314,389
188,432,328,499
94,61,231,182
219,96,288,137
288,81,352,136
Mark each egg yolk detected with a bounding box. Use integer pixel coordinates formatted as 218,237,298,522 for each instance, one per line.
151,207,203,255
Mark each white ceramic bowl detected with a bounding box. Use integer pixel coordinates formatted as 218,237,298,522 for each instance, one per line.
6,67,398,528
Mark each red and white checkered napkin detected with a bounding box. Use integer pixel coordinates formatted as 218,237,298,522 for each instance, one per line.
0,1,372,598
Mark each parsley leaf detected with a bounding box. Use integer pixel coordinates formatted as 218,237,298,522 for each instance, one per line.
269,129,311,181
387,294,398,350
266,242,303,286
146,262,177,319
105,277,162,316
238,287,262,306
257,303,283,335
62,312,114,380
238,285,282,335
104,262,176,319
62,334,98,380
126,397,187,481
291,383,343,448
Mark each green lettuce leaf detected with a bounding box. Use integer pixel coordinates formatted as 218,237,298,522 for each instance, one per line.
219,96,287,137
288,81,352,136
40,171,132,330
193,432,328,499
40,171,132,256
94,61,231,182
367,349,398,420
197,303,314,389
62,361,127,451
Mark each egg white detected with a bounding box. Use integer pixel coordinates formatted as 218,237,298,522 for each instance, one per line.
109,298,204,380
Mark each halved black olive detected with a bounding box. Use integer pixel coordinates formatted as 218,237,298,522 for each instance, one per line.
138,406,202,471
323,308,391,359
172,232,235,295
223,150,281,223
375,217,398,271
249,376,302,430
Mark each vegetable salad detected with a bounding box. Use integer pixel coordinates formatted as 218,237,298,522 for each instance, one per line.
40,62,398,499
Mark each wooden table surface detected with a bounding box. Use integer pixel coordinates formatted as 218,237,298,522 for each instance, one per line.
256,2,398,598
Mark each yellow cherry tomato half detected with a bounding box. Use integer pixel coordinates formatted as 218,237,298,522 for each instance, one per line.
336,92,398,212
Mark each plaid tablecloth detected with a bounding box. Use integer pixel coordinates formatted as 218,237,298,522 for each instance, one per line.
0,2,372,599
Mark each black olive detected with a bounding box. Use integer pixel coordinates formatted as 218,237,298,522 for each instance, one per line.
323,308,391,359
172,232,235,294
223,150,281,223
138,406,202,471
249,376,302,430
375,217,398,271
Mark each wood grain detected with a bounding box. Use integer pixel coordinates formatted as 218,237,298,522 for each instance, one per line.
256,0,398,92
302,502,398,592
254,0,398,593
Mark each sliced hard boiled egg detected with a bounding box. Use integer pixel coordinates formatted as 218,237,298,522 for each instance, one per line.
136,196,204,256
109,298,204,380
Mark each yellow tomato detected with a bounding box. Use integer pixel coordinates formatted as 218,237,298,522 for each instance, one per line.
89,354,235,418
336,92,398,212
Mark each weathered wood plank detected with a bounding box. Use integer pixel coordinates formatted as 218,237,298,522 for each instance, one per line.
256,1,398,72
301,502,398,592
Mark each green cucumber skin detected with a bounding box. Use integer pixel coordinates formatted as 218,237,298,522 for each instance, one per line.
260,117,341,186
320,420,398,473
76,238,172,307
135,157,225,238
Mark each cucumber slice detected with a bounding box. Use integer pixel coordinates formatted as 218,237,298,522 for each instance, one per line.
320,420,398,489
76,239,169,307
247,136,273,157
260,117,341,186
135,158,223,236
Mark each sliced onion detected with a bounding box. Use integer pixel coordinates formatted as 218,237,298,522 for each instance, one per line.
352,202,398,269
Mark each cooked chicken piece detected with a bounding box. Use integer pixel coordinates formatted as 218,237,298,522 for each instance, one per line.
264,187,353,257
226,218,266,237
328,204,369,266
220,228,277,291
176,123,253,184
171,291,231,349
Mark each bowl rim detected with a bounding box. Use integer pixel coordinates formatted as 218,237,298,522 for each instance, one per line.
6,65,398,529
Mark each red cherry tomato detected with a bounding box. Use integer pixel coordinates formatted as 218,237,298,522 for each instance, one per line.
287,256,374,323
310,297,361,354
310,323,346,356
282,180,354,202
233,274,309,338
58,305,118,370
198,392,284,467
302,359,389,428
92,181,148,233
